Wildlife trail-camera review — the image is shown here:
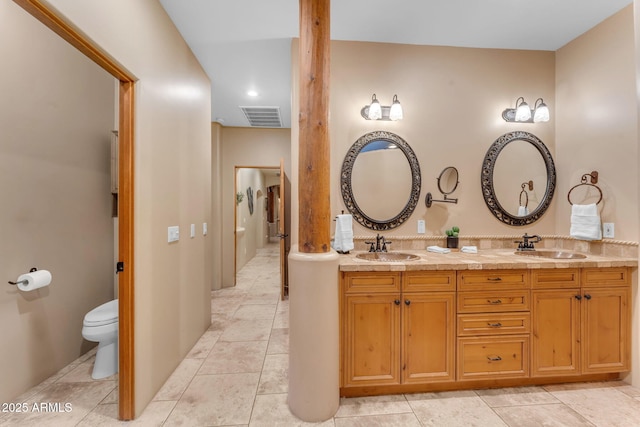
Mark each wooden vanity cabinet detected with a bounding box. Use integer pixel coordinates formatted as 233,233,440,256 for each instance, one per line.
341,272,402,387
341,266,632,395
456,270,530,381
401,272,456,384
531,268,631,377
341,271,455,389
581,268,631,374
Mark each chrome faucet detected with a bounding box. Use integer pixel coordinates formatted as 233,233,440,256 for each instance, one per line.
365,234,392,252
515,233,542,251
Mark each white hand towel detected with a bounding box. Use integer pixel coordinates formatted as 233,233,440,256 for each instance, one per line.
570,203,602,241
518,206,529,216
461,246,478,254
333,214,354,252
427,246,451,254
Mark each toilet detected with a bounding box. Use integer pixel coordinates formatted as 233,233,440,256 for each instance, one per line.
82,299,118,379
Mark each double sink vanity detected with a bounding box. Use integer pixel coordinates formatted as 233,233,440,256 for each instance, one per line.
337,129,637,397
339,243,636,397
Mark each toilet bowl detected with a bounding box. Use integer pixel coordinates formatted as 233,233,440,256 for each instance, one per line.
82,299,118,379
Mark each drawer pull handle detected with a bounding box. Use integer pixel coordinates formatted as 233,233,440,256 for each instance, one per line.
487,277,502,281
488,299,503,304
488,322,502,328
487,355,502,362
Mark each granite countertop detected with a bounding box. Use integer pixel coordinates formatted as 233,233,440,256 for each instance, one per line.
338,248,638,272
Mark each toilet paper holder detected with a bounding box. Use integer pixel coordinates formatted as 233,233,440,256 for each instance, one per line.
8,267,38,285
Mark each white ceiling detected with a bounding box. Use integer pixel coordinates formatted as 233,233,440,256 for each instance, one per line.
159,0,632,128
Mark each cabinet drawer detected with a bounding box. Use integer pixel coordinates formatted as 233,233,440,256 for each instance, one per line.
457,270,528,291
403,271,456,292
457,290,530,313
457,335,529,380
581,268,630,288
457,313,530,336
342,272,402,293
531,269,580,289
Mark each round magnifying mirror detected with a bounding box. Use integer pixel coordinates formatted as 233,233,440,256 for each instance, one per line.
437,166,459,195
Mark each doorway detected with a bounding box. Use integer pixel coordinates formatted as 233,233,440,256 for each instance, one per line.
234,163,289,299
14,0,136,420
234,166,280,271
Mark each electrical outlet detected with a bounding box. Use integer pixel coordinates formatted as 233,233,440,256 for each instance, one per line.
417,220,426,234
203,222,208,236
190,224,196,238
603,223,614,238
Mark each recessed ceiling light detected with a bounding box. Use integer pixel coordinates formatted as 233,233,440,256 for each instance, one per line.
247,90,259,97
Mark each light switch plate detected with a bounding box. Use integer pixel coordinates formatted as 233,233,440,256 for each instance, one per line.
603,223,614,238
190,224,196,238
203,222,208,236
417,220,426,234
168,226,179,243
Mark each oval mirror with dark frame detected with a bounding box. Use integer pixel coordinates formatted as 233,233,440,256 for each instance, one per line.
481,131,556,226
341,131,421,230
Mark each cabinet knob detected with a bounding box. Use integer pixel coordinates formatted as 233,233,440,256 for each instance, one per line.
487,355,502,362
575,295,582,300
405,300,411,306
394,299,400,305
584,294,592,300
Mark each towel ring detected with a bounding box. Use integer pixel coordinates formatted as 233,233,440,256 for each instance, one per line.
567,172,603,205
519,181,533,208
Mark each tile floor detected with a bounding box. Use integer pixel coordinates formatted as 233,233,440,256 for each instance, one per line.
3,243,640,426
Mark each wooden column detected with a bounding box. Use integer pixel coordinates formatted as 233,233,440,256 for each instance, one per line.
299,0,331,253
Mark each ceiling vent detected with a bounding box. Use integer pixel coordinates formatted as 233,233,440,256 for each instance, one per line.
240,106,283,128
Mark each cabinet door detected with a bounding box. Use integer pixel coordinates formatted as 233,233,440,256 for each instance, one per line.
581,287,630,374
531,290,581,377
343,294,401,387
402,293,456,384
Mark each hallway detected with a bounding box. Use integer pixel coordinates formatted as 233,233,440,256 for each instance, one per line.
3,244,640,425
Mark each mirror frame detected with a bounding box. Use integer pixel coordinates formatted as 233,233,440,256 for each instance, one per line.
437,166,459,195
341,131,421,230
481,131,556,226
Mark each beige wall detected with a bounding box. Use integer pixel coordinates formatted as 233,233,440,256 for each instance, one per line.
300,41,557,240
220,127,291,287
0,1,115,403
211,123,223,290
41,0,212,416
556,6,638,242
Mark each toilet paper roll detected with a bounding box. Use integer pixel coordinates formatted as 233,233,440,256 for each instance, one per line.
16,270,52,292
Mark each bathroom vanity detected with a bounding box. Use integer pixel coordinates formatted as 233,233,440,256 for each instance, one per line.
339,249,636,397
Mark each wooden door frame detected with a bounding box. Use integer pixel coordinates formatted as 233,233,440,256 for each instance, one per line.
13,1,136,420
233,165,280,285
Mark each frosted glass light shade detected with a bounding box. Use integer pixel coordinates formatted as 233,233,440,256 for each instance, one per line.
368,97,382,120
515,101,531,121
533,100,549,122
389,96,403,121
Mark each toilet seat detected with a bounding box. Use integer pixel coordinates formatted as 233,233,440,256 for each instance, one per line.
84,299,118,327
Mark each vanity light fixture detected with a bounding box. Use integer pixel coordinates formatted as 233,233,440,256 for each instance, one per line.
361,94,403,121
502,97,550,123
